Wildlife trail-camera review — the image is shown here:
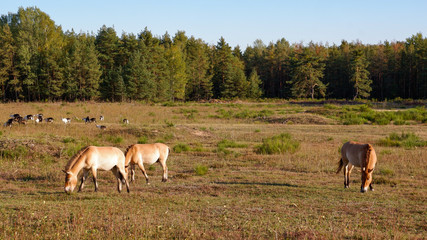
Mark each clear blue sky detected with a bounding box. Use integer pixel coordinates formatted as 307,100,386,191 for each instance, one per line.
2,0,426,48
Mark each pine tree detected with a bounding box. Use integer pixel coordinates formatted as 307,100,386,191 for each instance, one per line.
350,49,371,99
247,68,263,98
212,37,233,98
166,45,188,101
124,49,155,101
288,49,326,99
184,37,212,100
0,24,15,101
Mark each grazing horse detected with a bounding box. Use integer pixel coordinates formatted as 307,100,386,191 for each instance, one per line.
62,146,130,194
337,141,377,193
124,143,170,184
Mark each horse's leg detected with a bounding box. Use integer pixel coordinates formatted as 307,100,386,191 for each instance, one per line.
346,164,354,188
159,159,168,182
137,161,150,184
78,169,89,192
92,168,99,192
130,164,136,183
369,183,374,191
118,167,130,193
111,167,122,193
344,165,348,188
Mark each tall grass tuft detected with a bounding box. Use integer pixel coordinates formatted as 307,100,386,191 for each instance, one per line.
255,133,300,154
194,164,208,176
378,132,426,149
173,143,190,153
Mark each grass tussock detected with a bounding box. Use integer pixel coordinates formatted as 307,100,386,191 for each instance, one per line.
194,164,208,176
255,133,300,154
378,132,426,149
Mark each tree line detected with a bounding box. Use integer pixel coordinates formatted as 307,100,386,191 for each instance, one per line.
0,7,426,102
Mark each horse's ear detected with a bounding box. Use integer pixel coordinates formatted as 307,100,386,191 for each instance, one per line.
62,170,67,173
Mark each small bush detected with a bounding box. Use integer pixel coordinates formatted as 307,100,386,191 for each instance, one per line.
378,132,426,149
173,143,190,153
63,137,76,143
194,165,208,176
217,139,247,149
137,136,148,144
164,120,175,127
106,135,123,144
255,133,300,155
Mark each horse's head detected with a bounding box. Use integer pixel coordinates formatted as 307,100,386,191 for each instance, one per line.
63,170,77,194
361,168,374,193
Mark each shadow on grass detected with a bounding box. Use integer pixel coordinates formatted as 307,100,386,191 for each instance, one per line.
213,181,299,188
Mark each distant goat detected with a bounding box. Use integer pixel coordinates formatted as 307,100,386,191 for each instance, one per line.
4,118,14,127
96,124,107,130
45,117,54,123
83,116,96,124
123,119,129,124
24,115,34,121
99,115,104,121
62,118,71,124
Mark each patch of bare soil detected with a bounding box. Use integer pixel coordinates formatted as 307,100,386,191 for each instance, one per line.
263,113,336,125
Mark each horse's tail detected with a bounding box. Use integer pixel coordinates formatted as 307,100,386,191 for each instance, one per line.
336,158,344,174
124,144,135,167
64,146,90,171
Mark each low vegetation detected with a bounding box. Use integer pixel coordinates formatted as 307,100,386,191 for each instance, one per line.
0,101,425,239
255,133,300,154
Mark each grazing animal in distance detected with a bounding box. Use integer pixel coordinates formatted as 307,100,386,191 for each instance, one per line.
96,124,107,130
45,117,54,123
10,114,21,120
24,115,34,121
83,116,96,124
122,119,129,124
62,118,71,124
36,114,43,123
16,117,26,125
4,118,14,127
337,141,377,193
99,115,104,121
62,146,129,194
124,143,170,184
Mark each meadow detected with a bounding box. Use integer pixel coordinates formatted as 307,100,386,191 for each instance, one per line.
0,101,426,239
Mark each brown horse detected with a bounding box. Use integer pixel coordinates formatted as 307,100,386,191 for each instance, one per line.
337,141,377,193
63,146,130,194
124,143,170,184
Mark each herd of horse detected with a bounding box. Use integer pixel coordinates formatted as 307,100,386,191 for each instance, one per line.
63,141,377,194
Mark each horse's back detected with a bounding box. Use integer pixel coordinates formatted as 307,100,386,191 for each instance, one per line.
341,141,369,167
88,146,125,170
129,143,169,165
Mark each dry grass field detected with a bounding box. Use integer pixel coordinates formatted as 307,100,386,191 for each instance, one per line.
0,101,426,239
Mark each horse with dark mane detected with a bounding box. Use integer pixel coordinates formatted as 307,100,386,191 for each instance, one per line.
124,143,170,184
337,141,377,193
63,146,130,194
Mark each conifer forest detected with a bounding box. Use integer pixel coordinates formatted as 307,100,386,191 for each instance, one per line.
0,7,426,102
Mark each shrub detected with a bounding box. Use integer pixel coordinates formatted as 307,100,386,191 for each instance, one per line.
378,132,426,149
194,164,208,176
137,136,148,144
164,120,175,127
106,135,123,144
173,143,190,153
63,137,76,143
217,139,247,149
255,133,300,155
